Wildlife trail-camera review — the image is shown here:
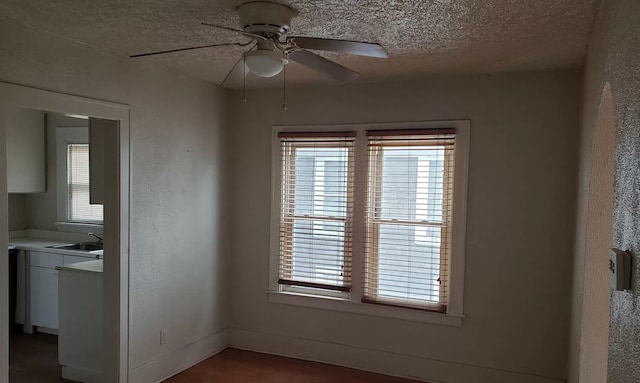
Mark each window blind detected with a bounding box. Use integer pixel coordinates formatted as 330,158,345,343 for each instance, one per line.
364,128,455,312
67,143,103,222
278,132,355,292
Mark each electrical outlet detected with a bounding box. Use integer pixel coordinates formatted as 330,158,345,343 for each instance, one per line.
160,330,167,345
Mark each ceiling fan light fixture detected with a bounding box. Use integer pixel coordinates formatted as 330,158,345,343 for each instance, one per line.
245,50,288,77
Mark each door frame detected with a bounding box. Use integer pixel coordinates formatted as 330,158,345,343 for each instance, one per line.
0,81,130,382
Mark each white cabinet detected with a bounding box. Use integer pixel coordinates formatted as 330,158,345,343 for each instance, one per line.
59,263,103,382
29,250,94,331
6,107,46,193
30,266,59,329
64,254,96,265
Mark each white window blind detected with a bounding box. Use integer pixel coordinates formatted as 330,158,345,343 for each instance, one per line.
278,132,355,292
364,129,455,312
67,143,103,222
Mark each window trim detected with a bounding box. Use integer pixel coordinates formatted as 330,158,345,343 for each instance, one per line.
56,127,104,230
270,120,470,326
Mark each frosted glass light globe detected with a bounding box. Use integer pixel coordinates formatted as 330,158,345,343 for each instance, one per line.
245,50,288,77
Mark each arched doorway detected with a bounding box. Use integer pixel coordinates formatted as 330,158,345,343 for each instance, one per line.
580,83,615,382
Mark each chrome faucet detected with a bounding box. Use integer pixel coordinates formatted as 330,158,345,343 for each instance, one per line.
88,232,104,245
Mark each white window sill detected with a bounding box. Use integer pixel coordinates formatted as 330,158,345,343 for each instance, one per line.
54,221,103,234
267,291,464,327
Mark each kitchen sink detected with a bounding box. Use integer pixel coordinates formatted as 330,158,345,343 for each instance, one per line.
46,242,103,252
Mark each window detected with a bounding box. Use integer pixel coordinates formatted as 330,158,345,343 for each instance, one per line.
56,127,103,225
278,132,355,292
272,122,468,321
364,129,454,312
67,143,103,222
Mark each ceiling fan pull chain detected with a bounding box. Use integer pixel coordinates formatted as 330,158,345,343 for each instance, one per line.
283,64,287,111
242,52,248,103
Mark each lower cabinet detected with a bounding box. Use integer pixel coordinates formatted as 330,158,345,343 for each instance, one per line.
30,265,59,329
29,250,94,331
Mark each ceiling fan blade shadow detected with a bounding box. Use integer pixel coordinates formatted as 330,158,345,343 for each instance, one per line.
221,55,250,88
130,42,249,58
289,37,388,58
201,22,267,41
289,49,359,82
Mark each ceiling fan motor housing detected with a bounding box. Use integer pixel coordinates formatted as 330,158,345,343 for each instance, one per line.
237,1,294,37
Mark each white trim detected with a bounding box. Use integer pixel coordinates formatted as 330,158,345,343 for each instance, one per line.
229,327,564,383
269,120,470,319
0,81,131,383
268,291,463,326
129,329,228,383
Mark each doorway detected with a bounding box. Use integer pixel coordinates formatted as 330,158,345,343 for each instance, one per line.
0,82,130,382
579,83,616,382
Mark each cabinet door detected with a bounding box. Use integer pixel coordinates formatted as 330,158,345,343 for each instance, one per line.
30,266,58,330
6,107,46,193
89,118,107,204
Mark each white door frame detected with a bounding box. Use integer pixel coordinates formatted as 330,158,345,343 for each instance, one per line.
0,81,130,382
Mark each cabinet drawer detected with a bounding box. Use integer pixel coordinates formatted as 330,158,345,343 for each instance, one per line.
64,255,94,265
30,251,63,269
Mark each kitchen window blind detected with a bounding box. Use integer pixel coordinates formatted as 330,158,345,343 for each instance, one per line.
67,143,103,222
364,128,455,312
278,131,355,292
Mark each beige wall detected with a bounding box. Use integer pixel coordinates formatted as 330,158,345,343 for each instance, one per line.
571,0,640,382
229,71,581,382
7,194,27,231
0,18,231,380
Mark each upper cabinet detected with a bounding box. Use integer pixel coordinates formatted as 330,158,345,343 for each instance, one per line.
89,118,107,205
6,107,46,193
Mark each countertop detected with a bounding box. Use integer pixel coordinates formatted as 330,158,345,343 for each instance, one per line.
57,259,103,274
8,237,103,257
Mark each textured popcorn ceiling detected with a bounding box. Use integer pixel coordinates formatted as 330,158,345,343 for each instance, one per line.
0,0,599,88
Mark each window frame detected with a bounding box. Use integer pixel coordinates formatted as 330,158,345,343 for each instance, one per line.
270,120,469,326
56,127,104,231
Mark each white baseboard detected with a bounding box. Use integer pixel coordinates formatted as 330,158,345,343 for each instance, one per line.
228,328,565,383
62,365,103,383
129,328,229,383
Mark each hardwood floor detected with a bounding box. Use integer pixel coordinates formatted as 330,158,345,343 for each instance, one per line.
10,335,420,383
166,348,421,383
10,331,71,383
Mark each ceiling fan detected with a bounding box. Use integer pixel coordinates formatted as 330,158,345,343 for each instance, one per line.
130,1,388,87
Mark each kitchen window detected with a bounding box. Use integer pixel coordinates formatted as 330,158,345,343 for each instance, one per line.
270,121,469,325
56,127,103,226
66,143,103,222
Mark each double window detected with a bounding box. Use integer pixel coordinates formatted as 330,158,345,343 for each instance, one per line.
273,122,468,316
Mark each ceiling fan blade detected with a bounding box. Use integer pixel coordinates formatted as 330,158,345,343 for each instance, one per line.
221,55,250,88
289,37,388,58
130,42,249,58
201,22,267,41
288,49,359,82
